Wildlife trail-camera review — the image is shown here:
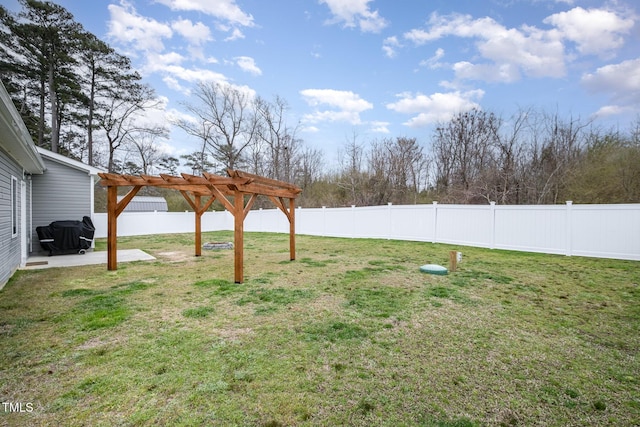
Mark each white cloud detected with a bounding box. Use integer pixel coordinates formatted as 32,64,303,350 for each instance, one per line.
235,56,262,76
163,76,188,93
129,95,171,130
107,2,173,52
402,7,634,84
382,36,401,58
544,7,634,56
370,121,390,133
582,58,640,108
225,28,245,41
301,89,373,111
419,48,445,69
404,13,502,45
148,64,230,92
166,107,199,125
300,88,373,125
148,52,185,67
591,104,633,119
386,90,484,127
453,61,521,83
154,0,254,27
319,0,388,33
171,19,212,45
404,13,566,82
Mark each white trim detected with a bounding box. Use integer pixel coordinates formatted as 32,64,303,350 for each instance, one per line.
0,81,45,174
35,146,103,176
20,180,27,266
10,175,18,238
29,178,33,253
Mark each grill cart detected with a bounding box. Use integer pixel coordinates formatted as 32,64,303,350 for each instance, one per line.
36,216,95,256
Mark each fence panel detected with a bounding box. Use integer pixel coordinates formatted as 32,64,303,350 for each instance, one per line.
494,205,568,255
434,205,494,247
390,204,435,242
570,204,640,259
93,203,640,261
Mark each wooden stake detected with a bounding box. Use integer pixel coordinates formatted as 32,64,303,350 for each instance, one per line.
449,250,458,273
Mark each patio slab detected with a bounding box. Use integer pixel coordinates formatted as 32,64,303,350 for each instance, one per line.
22,249,156,270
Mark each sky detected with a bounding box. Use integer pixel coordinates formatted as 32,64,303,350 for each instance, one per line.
4,0,640,166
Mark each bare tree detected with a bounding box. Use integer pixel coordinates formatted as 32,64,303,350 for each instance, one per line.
125,130,169,175
254,95,300,181
432,109,500,203
336,132,367,206
480,107,531,204
174,81,259,172
99,83,164,172
524,111,590,204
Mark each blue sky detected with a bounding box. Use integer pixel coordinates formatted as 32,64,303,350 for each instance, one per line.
5,0,640,164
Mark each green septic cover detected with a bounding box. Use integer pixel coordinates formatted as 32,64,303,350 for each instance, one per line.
419,264,448,275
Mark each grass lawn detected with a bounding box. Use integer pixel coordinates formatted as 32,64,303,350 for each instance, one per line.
1,231,639,426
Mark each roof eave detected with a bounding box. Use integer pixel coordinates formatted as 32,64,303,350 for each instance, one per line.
0,81,45,174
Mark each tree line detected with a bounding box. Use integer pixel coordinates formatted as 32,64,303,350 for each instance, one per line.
2,0,639,211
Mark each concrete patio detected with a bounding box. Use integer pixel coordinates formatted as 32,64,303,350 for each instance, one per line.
22,249,156,270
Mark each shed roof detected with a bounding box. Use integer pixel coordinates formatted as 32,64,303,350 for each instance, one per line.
117,196,168,212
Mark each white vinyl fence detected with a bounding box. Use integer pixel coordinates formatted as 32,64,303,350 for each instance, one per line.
93,202,640,261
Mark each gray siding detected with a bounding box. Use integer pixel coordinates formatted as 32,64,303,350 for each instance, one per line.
31,157,92,254
0,148,24,287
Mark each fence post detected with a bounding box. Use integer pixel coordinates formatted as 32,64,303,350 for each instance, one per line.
351,205,356,238
490,201,496,249
566,201,573,256
388,202,393,240
322,206,326,237
432,201,438,244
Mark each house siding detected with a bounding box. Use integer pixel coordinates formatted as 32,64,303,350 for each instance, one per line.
31,157,93,254
0,147,24,286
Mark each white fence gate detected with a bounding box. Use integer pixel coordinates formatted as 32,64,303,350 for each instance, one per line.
93,202,640,261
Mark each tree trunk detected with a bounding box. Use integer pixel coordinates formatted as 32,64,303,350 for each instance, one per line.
48,63,58,153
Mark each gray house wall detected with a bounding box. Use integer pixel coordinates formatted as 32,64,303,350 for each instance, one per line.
30,156,94,254
0,147,25,286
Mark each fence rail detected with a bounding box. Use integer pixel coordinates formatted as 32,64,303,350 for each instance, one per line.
93,202,640,261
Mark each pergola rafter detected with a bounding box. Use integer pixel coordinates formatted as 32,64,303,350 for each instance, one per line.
98,169,302,283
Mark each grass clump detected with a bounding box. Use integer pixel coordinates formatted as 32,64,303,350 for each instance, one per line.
236,287,314,314
182,306,215,318
303,320,369,342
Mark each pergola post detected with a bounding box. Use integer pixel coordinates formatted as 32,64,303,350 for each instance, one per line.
195,195,202,257
234,191,244,283
106,184,142,270
289,198,296,261
107,186,118,270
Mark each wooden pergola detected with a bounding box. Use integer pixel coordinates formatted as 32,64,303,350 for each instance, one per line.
98,169,302,283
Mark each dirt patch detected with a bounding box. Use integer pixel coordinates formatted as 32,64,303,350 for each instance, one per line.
156,251,193,263
215,327,254,341
76,336,126,350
